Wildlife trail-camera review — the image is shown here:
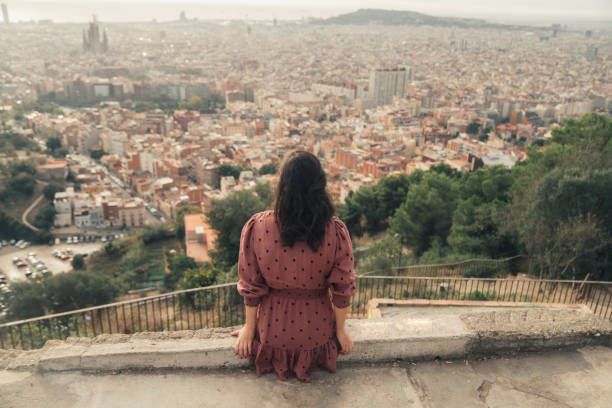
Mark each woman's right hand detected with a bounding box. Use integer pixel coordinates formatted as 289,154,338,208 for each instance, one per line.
336,328,354,355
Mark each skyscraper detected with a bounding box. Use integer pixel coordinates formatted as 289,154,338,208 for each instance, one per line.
1,3,9,24
368,67,412,107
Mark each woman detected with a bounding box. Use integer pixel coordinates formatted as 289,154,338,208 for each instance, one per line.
231,150,356,382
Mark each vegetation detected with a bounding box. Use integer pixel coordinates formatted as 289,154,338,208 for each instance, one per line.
89,149,107,160
258,162,278,175
341,113,611,280
0,129,38,155
42,183,63,201
205,186,271,267
32,205,56,231
1,271,119,320
45,137,67,158
216,163,243,182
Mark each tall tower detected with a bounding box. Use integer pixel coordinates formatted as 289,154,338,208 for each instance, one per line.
1,3,9,24
83,15,108,53
368,67,411,107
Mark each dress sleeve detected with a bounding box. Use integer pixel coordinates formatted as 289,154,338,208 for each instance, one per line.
327,217,356,308
237,213,269,306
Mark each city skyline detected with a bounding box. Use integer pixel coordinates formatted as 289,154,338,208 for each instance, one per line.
1,1,610,24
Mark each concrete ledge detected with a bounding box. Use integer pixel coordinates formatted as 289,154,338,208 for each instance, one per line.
3,306,611,373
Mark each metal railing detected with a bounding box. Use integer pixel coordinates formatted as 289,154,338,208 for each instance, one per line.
0,276,610,350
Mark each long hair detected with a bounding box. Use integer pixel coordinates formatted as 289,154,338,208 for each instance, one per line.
274,150,334,251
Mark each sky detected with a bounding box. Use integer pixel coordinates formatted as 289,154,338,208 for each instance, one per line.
2,0,611,23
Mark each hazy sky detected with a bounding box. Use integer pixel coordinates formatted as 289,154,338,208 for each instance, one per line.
4,0,611,23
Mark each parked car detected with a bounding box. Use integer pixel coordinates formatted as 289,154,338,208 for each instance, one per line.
16,260,28,268
9,239,16,245
101,236,107,243
12,257,21,264
67,237,73,244
25,269,33,279
73,236,79,243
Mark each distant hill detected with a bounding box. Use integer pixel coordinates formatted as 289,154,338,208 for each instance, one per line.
313,9,538,31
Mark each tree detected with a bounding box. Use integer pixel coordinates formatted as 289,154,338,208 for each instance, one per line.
33,205,56,231
448,166,517,257
467,122,481,135
43,183,62,201
178,263,218,289
217,164,242,182
512,168,612,280
43,270,119,313
165,254,197,290
390,172,459,255
1,280,47,320
45,137,62,152
71,254,86,270
258,162,278,175
339,172,418,236
2,270,119,319
8,174,36,195
508,114,612,279
254,181,274,208
89,149,107,160
205,189,267,266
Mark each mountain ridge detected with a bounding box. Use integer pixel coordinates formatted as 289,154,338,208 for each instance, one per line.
312,8,543,31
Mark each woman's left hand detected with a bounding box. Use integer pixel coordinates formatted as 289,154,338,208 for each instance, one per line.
230,326,255,359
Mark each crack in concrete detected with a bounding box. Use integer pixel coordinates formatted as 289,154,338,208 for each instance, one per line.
476,379,492,402
493,377,576,408
404,367,432,408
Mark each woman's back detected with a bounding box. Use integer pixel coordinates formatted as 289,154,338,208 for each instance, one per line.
234,150,356,382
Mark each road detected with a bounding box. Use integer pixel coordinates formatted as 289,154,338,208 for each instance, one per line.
0,346,610,407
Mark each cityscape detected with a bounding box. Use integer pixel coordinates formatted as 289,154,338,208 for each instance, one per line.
0,1,611,404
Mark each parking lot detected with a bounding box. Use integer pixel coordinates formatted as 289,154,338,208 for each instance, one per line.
0,242,103,283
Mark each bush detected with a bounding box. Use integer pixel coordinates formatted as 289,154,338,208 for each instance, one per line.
460,290,497,301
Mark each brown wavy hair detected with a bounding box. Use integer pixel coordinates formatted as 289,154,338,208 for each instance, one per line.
274,150,334,251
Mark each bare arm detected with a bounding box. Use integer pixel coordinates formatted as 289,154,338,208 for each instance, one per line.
334,305,354,354
231,305,258,358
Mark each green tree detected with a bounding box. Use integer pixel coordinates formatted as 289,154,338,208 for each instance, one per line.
71,254,86,270
45,137,62,152
165,254,198,290
205,189,267,266
467,122,481,135
217,164,242,182
43,270,119,313
513,168,612,280
448,166,517,257
33,205,56,231
43,183,62,201
390,172,459,255
258,162,278,175
89,149,107,160
178,263,218,289
1,280,47,320
9,174,36,195
254,181,274,208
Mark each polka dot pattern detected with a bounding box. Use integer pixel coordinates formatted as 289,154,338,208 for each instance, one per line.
236,211,356,382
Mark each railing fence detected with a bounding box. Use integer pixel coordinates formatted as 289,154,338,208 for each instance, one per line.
1,276,610,350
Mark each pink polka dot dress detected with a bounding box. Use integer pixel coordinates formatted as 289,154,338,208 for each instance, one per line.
237,210,356,382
